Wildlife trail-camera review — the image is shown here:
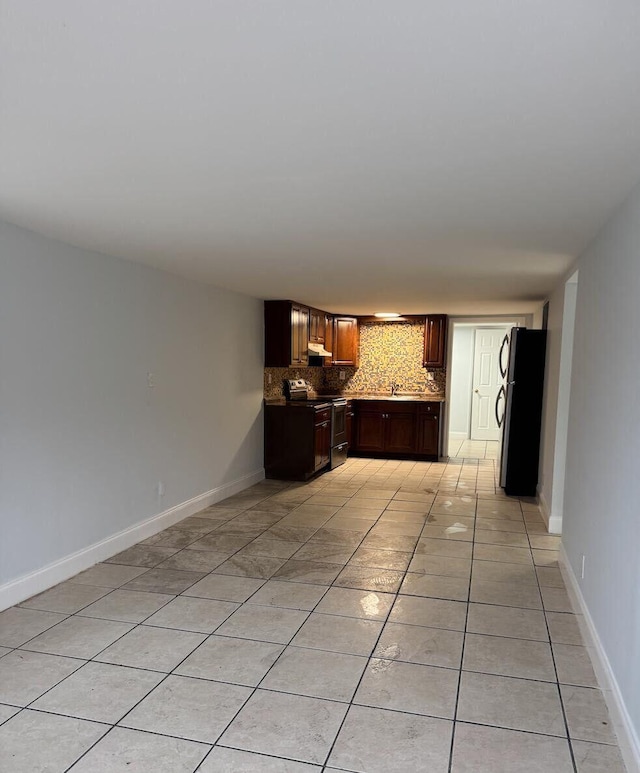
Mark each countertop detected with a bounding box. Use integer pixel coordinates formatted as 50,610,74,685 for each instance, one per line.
265,393,445,405
338,393,446,403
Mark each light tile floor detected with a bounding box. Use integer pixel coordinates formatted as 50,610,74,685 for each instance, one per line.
0,457,627,772
448,436,501,460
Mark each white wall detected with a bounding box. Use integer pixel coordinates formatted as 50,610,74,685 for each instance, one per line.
0,222,264,595
449,327,474,437
561,181,640,755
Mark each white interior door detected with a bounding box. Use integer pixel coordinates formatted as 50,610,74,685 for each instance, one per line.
470,327,510,441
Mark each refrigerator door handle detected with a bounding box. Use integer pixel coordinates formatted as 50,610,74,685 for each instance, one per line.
499,334,509,378
495,385,506,428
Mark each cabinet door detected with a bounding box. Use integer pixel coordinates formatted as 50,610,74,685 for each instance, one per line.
417,411,440,457
291,304,310,366
323,314,334,367
332,317,359,366
423,315,447,368
309,309,326,344
355,410,385,452
314,419,331,471
385,410,417,454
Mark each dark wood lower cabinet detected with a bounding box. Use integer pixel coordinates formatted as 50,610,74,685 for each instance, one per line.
385,410,417,454
265,399,443,479
355,409,386,453
265,404,332,480
417,407,440,457
352,400,441,460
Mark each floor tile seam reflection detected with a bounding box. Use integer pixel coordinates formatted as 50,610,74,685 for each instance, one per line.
313,521,418,771
447,496,476,768
53,594,577,638
0,693,617,748
86,557,359,761
5,460,593,773
62,575,328,766
12,531,556,638
127,537,402,767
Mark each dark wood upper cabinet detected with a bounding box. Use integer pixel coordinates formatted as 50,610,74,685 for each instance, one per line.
264,300,310,367
309,308,326,344
331,316,359,367
423,315,448,368
291,304,310,366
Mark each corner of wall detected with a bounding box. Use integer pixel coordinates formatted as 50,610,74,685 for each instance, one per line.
537,489,562,535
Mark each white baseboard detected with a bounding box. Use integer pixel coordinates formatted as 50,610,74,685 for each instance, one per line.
448,431,469,441
559,544,640,773
0,468,265,611
537,489,563,535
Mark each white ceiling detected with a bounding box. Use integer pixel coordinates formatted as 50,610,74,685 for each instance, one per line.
2,1,640,314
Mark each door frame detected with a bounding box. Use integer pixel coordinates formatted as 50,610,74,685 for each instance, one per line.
539,270,579,534
444,315,529,458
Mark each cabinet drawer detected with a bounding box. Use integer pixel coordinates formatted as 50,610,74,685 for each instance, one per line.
314,408,332,425
418,402,441,415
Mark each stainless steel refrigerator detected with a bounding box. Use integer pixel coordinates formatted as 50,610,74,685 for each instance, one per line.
496,328,547,497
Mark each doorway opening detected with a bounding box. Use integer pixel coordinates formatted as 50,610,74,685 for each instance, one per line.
445,316,527,459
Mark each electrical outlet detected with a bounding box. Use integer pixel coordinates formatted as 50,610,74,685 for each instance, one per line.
147,372,156,388
267,373,272,384
426,372,434,381
339,370,346,381
581,554,586,579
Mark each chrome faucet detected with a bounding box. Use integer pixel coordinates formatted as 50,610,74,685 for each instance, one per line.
391,382,402,396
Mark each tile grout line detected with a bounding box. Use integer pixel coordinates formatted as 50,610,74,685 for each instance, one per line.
446,491,477,773
527,516,580,773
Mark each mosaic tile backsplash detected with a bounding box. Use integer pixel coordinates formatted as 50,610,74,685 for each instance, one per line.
264,320,446,398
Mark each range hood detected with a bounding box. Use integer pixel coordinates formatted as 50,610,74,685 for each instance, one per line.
308,342,332,357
